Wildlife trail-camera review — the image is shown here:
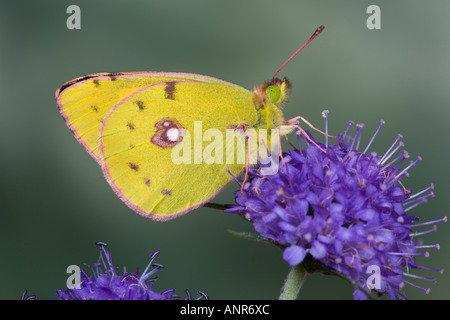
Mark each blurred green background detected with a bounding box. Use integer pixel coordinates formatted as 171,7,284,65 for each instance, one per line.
1,0,448,300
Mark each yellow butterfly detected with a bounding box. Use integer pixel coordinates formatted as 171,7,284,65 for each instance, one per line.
56,26,325,221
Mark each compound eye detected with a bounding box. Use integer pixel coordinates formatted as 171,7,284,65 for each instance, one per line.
265,85,281,104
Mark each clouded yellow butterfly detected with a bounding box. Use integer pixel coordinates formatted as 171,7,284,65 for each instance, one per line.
56,26,324,221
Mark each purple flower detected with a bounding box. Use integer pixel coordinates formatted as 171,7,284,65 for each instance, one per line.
56,242,208,300
226,114,445,299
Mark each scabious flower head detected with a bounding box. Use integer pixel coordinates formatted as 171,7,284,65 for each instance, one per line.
56,242,208,300
226,113,445,299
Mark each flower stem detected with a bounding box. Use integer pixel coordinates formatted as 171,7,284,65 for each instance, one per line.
279,264,307,300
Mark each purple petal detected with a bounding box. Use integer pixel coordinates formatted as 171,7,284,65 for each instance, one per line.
283,245,306,266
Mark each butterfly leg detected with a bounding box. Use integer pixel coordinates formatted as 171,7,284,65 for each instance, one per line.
290,124,327,153
287,115,337,139
240,135,252,195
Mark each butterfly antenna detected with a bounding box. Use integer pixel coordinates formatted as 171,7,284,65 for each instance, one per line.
272,25,325,81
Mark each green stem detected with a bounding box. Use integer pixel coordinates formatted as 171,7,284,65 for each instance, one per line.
279,264,307,300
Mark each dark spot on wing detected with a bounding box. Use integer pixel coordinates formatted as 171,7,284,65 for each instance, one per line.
128,162,139,171
165,82,176,100
151,118,185,148
108,72,125,81
91,105,99,113
135,100,145,111
144,178,151,187
127,122,135,130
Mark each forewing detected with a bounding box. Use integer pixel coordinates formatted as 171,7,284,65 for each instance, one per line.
56,72,241,163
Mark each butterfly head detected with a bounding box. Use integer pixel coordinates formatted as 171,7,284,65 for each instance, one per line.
265,77,291,108
253,77,291,110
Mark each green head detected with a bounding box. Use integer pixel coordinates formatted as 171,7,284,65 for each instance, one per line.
264,77,291,107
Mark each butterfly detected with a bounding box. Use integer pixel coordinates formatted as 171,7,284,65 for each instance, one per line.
56,26,325,221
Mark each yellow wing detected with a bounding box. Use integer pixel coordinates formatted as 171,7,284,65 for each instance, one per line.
99,80,258,220
56,72,241,163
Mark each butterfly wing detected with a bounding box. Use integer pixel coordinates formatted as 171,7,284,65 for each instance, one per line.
99,80,258,220
56,72,238,164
